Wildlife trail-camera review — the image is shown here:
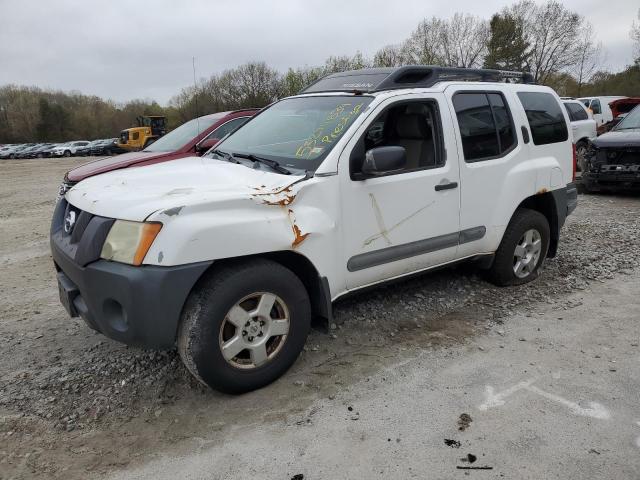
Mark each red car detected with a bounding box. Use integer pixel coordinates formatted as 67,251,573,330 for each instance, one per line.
60,109,259,194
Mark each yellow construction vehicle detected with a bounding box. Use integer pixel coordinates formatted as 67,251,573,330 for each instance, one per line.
117,115,167,151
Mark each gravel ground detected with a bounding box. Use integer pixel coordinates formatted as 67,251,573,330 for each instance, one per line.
0,158,639,478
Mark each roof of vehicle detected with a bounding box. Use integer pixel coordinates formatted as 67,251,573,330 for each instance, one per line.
578,96,626,101
301,66,535,94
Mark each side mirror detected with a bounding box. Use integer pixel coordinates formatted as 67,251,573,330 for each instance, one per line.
196,138,219,154
361,146,406,177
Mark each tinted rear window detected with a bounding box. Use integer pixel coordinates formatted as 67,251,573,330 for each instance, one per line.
453,92,516,162
564,102,588,121
518,92,568,145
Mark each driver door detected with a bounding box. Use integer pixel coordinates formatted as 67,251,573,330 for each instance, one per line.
339,94,461,290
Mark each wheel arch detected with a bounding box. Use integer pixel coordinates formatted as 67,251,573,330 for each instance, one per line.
191,251,332,332
514,191,562,258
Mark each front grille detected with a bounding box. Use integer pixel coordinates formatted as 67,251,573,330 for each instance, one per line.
51,199,115,266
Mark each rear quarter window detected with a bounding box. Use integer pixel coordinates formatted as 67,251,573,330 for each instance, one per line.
517,92,568,145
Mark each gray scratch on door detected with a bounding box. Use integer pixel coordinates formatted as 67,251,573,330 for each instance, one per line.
363,194,435,247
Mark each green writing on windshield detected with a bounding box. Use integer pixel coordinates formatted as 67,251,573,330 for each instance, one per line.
295,102,365,159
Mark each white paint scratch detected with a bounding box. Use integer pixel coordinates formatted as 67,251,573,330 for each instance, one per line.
479,379,610,420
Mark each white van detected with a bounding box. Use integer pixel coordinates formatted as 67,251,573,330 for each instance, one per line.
52,66,577,393
578,96,626,128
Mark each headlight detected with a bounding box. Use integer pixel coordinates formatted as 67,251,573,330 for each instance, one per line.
100,220,162,266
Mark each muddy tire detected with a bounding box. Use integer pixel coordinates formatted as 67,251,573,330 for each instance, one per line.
487,208,550,287
178,259,311,394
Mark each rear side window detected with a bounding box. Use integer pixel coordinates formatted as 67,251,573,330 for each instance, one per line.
453,92,516,162
564,103,588,121
517,92,568,145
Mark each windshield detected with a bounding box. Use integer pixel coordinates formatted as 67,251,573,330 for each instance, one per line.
144,116,219,152
209,95,373,172
614,105,640,130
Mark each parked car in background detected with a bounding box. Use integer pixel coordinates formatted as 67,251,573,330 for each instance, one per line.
18,143,48,158
577,96,625,130
0,145,18,159
563,100,596,161
581,104,640,192
52,67,577,393
2,143,35,159
26,143,57,158
50,141,90,157
76,141,99,156
90,138,124,156
599,98,640,134
38,143,62,158
60,109,258,194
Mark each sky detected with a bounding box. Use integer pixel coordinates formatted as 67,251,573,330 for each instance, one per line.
0,0,637,105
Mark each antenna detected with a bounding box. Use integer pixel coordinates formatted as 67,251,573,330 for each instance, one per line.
192,56,200,136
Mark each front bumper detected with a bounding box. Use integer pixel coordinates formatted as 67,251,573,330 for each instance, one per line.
583,165,640,191
50,199,212,348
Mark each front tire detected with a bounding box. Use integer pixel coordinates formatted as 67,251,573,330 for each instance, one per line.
488,208,550,286
178,259,311,394
63,150,71,157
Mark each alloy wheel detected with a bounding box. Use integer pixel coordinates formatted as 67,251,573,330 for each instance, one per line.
513,228,542,279
218,292,290,369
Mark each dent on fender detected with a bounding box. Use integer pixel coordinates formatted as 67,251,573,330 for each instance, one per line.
250,178,311,249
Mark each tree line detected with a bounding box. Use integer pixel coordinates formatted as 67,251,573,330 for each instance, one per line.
1,1,639,144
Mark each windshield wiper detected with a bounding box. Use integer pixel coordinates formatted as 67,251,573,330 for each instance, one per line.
209,149,240,163
231,152,292,175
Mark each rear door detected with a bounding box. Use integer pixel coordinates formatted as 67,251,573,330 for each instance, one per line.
444,85,528,258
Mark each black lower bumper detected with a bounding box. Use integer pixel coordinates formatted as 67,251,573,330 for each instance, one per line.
583,165,640,191
52,240,212,349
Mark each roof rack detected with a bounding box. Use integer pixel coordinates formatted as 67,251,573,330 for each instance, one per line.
301,66,535,94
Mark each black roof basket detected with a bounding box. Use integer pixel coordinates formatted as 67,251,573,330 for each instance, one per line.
301,66,535,94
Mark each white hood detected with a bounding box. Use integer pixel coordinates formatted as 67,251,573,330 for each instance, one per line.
66,156,304,221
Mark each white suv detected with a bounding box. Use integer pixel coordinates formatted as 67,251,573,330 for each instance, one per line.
563,100,597,160
51,141,90,157
51,67,577,393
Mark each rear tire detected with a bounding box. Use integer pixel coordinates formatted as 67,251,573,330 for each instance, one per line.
178,259,311,394
488,208,550,286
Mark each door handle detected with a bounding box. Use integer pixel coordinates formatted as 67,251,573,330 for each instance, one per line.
435,181,458,191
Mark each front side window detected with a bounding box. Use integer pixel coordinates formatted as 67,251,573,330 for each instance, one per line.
591,99,601,114
350,100,444,177
144,116,220,152
210,96,373,173
453,92,516,162
517,92,568,146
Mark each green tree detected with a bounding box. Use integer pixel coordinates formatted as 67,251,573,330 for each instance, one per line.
484,13,530,71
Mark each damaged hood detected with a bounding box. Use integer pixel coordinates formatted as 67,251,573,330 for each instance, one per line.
592,130,640,149
66,156,305,221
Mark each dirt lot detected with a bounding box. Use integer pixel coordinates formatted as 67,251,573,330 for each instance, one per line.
1,158,640,479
